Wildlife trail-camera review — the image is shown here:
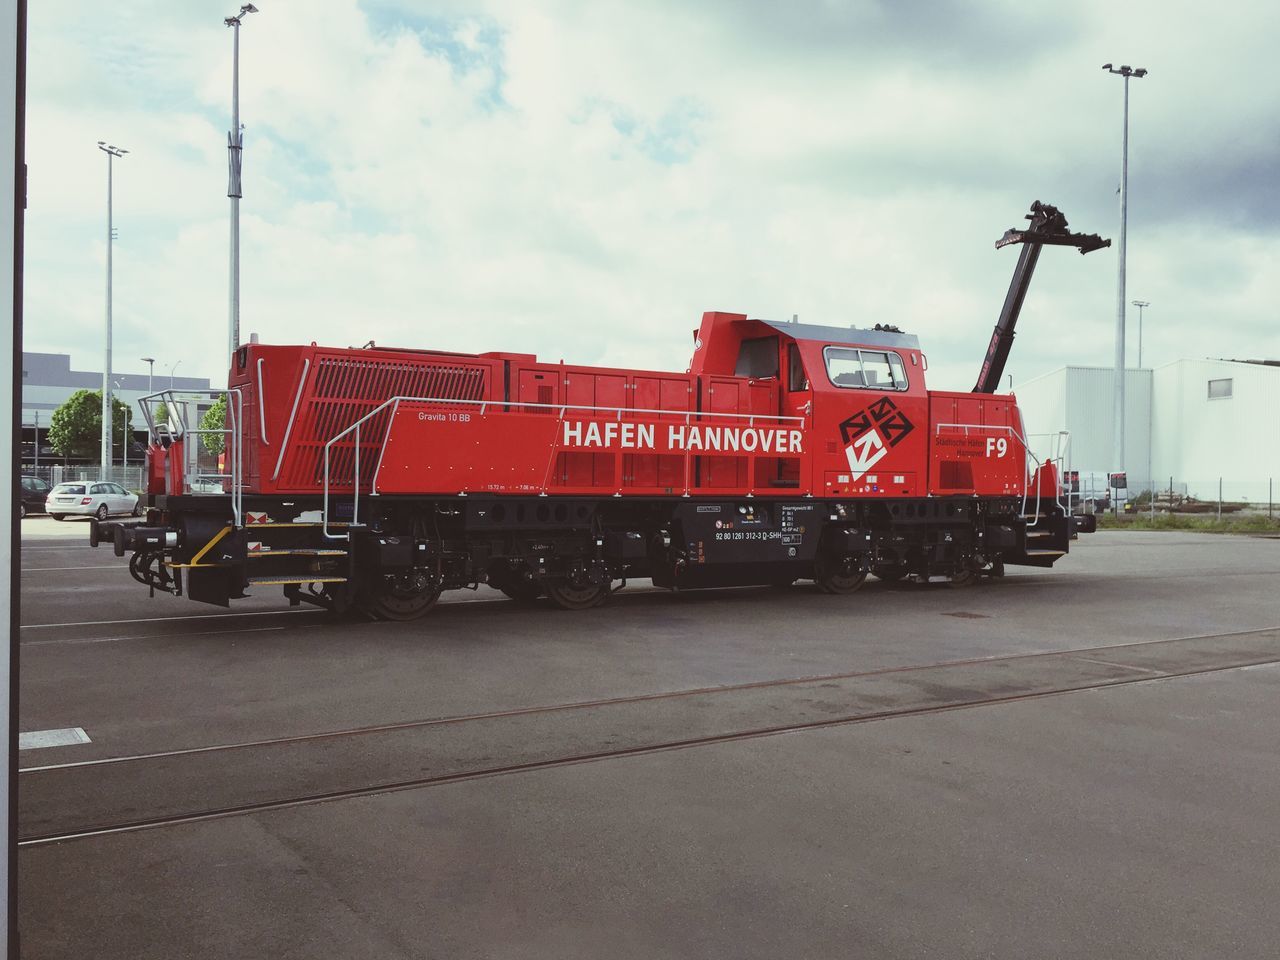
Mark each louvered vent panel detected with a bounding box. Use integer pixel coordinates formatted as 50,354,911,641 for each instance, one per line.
281,355,487,492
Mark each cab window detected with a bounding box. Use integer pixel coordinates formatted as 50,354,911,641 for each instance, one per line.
824,347,909,391
734,336,780,379
787,343,809,392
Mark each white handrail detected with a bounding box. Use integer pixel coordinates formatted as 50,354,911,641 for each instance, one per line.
272,358,310,481
138,386,245,526
932,421,1046,524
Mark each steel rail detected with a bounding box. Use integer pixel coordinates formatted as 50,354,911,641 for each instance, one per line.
18,650,1279,848
20,624,1279,775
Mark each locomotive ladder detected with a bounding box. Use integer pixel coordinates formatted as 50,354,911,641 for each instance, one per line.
319,396,806,540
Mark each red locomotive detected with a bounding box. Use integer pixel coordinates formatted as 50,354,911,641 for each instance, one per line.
96,202,1108,619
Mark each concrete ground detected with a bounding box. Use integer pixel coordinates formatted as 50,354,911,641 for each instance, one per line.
15,525,1280,959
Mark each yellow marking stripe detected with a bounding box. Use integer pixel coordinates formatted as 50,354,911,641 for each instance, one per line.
188,526,232,567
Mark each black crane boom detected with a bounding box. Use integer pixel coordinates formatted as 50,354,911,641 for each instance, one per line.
973,201,1110,394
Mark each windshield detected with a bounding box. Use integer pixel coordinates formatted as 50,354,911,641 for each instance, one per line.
824,347,909,391
51,484,86,495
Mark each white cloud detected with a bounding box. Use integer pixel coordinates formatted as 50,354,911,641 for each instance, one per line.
23,0,1280,397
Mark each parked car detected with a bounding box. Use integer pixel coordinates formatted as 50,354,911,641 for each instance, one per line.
18,475,51,518
46,481,140,521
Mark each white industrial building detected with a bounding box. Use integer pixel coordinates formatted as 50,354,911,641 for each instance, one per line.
1014,358,1280,503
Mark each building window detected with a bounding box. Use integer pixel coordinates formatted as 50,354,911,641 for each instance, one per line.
1207,378,1233,399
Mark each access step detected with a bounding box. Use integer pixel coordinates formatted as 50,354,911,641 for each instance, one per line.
1023,549,1066,557
241,522,353,529
245,549,348,557
247,576,349,586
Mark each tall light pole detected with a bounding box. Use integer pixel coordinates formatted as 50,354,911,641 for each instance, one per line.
141,356,155,395
225,4,258,365
113,379,127,470
1102,63,1147,503
167,359,181,391
97,141,128,475
1130,300,1150,368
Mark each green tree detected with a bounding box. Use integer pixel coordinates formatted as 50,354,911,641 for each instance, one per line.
152,400,169,425
47,389,132,460
200,395,228,456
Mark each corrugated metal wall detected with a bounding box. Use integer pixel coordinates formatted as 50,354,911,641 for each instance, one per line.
1017,360,1280,499
1014,366,1150,479
1063,367,1151,480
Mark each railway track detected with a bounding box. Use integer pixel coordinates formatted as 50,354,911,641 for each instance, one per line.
19,626,1280,847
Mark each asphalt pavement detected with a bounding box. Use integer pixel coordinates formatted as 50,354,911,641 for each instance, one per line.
15,523,1280,959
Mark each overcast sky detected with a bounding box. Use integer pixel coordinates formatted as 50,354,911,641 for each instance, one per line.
24,0,1280,393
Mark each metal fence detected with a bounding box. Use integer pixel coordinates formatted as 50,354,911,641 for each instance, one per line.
1071,475,1278,521
26,464,146,492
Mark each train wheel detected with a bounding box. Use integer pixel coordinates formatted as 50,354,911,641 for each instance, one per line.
813,555,867,595
544,577,608,610
361,570,441,621
948,568,979,589
872,565,908,583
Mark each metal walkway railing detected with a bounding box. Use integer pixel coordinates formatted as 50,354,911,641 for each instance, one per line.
932,423,1071,525
139,387,246,526
320,395,806,540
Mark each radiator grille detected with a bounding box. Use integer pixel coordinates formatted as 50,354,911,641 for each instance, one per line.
281,354,487,491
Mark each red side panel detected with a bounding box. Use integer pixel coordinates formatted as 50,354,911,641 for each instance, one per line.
233,345,504,495
375,403,807,497
928,391,1026,497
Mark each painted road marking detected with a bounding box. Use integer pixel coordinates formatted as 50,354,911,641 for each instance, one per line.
22,626,287,647
19,728,91,750
22,565,127,572
20,609,320,630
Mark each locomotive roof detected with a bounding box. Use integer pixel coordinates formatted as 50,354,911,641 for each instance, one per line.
758,319,920,351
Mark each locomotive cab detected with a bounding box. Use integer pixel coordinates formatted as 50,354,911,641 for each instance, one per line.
689,311,932,500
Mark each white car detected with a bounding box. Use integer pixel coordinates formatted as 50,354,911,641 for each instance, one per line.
46,481,140,521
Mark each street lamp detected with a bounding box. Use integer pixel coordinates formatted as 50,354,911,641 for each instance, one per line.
113,378,128,470
167,359,182,390
224,3,259,365
1130,300,1150,368
1102,63,1147,508
141,356,156,395
97,141,128,476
